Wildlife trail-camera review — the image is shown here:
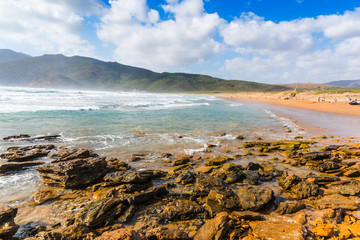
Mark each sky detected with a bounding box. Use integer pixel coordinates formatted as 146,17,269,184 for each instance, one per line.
0,0,360,84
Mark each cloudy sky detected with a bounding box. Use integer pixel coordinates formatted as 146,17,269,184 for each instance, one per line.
0,0,359,84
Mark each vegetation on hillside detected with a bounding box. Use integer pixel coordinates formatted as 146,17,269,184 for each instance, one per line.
0,53,289,93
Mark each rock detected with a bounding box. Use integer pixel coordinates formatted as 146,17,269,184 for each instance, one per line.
1,145,54,162
31,224,96,240
302,151,330,160
310,223,334,238
37,157,108,188
105,158,129,172
250,219,306,240
3,134,61,142
125,184,168,204
47,147,98,161
0,161,45,173
231,211,262,221
194,212,230,240
309,194,360,210
173,155,191,166
195,174,227,193
279,173,301,190
343,169,360,177
161,200,206,221
275,201,305,214
205,189,238,216
325,180,360,196
75,198,124,228
318,161,341,172
244,170,261,185
104,170,165,185
219,164,244,184
204,158,226,166
291,181,319,199
175,171,195,185
33,187,63,204
295,212,307,225
245,162,263,171
161,153,172,158
95,228,143,240
237,185,274,211
146,225,191,240
118,205,136,223
0,206,19,239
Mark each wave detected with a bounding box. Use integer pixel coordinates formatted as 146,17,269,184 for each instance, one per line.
265,110,305,135
0,86,214,113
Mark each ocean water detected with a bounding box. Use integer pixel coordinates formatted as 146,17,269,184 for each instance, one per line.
0,86,302,203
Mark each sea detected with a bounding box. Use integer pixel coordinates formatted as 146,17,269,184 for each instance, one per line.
0,86,305,204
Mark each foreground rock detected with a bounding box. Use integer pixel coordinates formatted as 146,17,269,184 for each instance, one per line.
37,157,108,188
194,212,229,240
0,206,19,239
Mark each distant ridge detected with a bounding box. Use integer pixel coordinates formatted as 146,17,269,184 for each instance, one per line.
0,49,289,92
326,80,360,88
0,49,31,63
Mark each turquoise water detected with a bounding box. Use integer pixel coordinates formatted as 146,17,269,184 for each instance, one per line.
0,86,302,203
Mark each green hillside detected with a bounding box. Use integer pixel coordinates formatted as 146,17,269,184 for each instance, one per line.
0,52,289,92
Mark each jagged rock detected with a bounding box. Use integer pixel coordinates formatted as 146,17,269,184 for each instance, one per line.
318,161,341,172
75,198,124,228
118,205,136,223
206,189,238,215
324,180,360,196
125,184,168,204
244,170,261,185
37,157,108,188
95,228,143,240
160,200,206,221
237,185,274,211
3,134,61,142
195,174,227,193
245,162,263,171
302,151,330,160
0,206,19,240
0,161,45,173
146,225,191,240
30,224,96,240
103,170,165,185
173,155,191,166
291,181,319,199
219,164,244,184
175,171,195,185
250,219,306,240
1,145,54,162
105,158,129,172
47,147,98,162
275,201,306,214
204,158,226,166
279,173,301,190
309,194,360,210
231,211,262,220
33,187,64,204
194,212,229,240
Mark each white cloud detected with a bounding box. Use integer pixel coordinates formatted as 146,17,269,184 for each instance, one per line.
221,8,360,83
97,0,224,71
0,0,103,56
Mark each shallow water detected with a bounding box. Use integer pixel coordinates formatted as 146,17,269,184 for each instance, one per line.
0,86,305,204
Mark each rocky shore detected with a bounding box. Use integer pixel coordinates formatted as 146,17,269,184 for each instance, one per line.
1,134,360,239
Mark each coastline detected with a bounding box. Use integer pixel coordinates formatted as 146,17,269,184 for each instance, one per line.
213,92,360,139
214,91,360,117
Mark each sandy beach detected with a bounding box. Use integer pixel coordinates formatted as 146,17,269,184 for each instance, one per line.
215,91,360,117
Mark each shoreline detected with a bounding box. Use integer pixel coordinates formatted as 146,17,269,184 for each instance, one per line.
214,92,360,117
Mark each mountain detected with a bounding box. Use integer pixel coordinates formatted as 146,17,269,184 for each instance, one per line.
326,80,360,88
0,49,31,63
0,51,289,92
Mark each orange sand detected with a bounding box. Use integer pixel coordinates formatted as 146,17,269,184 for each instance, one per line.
214,91,360,117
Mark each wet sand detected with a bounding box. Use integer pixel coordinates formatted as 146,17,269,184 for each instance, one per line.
214,92,360,139
215,92,360,117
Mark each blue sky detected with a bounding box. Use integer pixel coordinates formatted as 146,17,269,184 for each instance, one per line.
0,0,360,84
